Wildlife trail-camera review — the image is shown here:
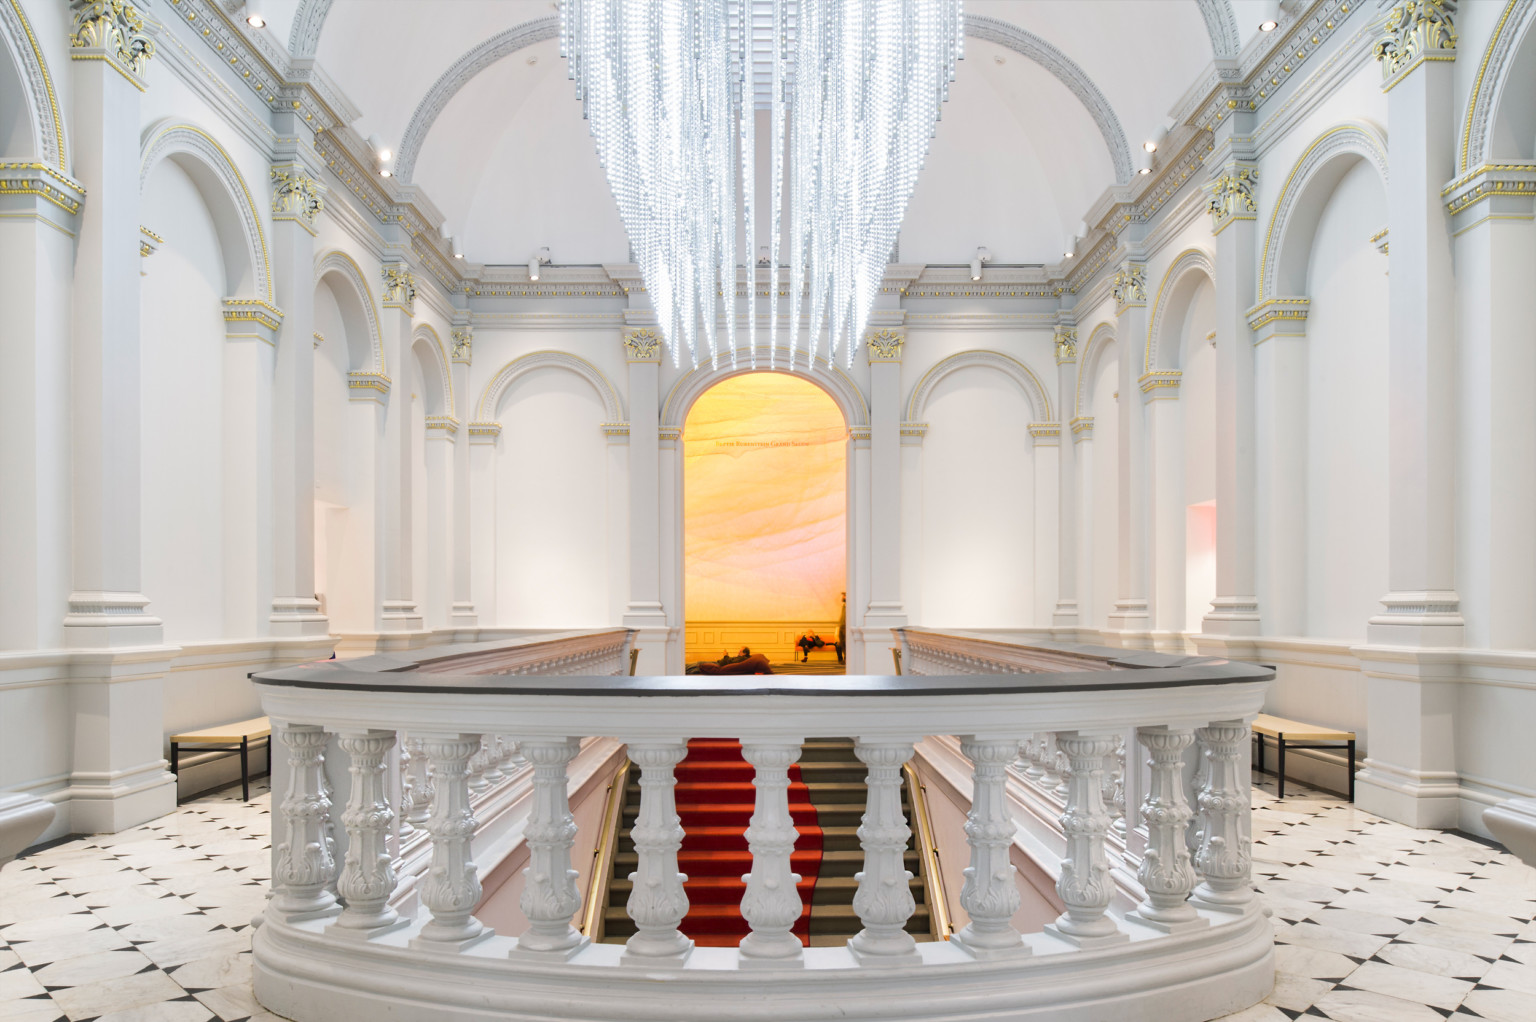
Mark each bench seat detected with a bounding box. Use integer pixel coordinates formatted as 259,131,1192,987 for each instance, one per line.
169,716,271,802
1251,713,1355,801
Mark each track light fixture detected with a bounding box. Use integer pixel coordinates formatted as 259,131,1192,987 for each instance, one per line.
366,135,393,178
970,246,991,282
529,247,550,281
1258,1,1280,31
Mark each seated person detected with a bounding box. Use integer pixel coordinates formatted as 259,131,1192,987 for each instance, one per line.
685,646,774,675
796,628,826,662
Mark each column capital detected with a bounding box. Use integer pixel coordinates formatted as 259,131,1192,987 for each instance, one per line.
0,163,86,230
466,420,502,444
865,327,905,363
1205,164,1258,236
348,370,391,402
381,263,416,315
1138,370,1182,402
1069,415,1094,442
1442,162,1536,231
1053,326,1078,364
425,415,459,437
1375,0,1458,90
1111,264,1147,313
271,165,325,236
223,298,283,345
1246,297,1310,344
899,422,928,446
451,325,473,364
70,0,154,90
1028,423,1061,447
622,327,663,362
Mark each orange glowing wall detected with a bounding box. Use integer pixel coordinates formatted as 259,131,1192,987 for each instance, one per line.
684,373,846,622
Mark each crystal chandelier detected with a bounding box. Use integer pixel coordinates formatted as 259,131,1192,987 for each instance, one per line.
562,0,962,371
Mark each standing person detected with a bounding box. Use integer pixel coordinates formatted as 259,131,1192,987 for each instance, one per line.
836,591,847,663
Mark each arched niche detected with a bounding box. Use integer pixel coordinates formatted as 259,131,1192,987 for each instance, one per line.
905,349,1052,429
477,350,624,428
313,250,385,375
1145,248,1216,373
1461,0,1536,172
1259,122,1389,302
411,324,454,418
139,121,273,307
660,349,867,433
1074,321,1117,420
0,0,66,169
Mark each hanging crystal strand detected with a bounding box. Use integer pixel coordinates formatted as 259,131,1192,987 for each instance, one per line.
768,0,785,371
739,0,755,372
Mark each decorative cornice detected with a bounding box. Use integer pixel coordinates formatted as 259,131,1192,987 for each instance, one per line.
425,415,459,435
271,165,324,235
347,371,391,397
849,426,872,444
1460,0,1531,173
1138,370,1182,400
622,328,663,363
381,264,416,314
1206,165,1258,235
1069,415,1095,441
222,298,284,332
70,1,154,89
1028,423,1062,446
0,162,85,217
1370,226,1390,254
139,225,161,257
899,422,929,446
1246,297,1311,342
1111,264,1147,311
658,426,682,443
1375,0,1458,89
600,422,631,440
467,421,502,443
1054,326,1078,364
1441,162,1536,224
3,0,67,172
865,329,905,363
451,326,473,364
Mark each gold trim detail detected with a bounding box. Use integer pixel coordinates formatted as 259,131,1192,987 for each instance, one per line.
1138,370,1182,394
622,327,662,362
424,415,459,435
271,166,324,233
1246,297,1311,332
1111,264,1147,309
1375,0,1457,87
904,763,952,941
466,420,502,439
69,1,154,88
1028,423,1062,445
347,371,391,394
451,326,473,363
1054,326,1078,364
865,328,905,362
580,759,630,941
600,422,630,438
0,162,85,215
8,0,66,170
222,298,283,331
382,264,416,313
1441,162,1536,216
1069,415,1095,437
1206,166,1259,235
1460,0,1520,173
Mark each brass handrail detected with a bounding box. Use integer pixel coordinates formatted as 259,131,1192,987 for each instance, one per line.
579,759,631,941
904,761,952,940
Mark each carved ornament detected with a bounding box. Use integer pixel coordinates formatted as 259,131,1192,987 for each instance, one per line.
865,329,905,363
1054,326,1078,364
451,327,473,364
622,328,662,362
1111,265,1147,309
69,1,154,86
271,167,325,233
1206,166,1258,234
382,264,416,313
1374,0,1457,86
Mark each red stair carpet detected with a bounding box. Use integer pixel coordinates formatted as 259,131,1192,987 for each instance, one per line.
673,738,822,946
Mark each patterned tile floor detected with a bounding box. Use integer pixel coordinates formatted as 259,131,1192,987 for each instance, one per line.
2,773,1533,1021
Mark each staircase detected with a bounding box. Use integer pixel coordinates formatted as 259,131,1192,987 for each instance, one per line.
598,738,934,946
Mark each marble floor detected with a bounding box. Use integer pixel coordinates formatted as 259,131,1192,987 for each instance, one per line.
1,774,1533,1022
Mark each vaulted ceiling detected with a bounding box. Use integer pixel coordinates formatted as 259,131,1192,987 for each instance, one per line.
246,1,1281,266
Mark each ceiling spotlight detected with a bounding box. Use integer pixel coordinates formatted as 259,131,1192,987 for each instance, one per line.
1258,1,1281,32
1138,167,1151,175
379,168,392,178
529,247,550,281
1143,140,1157,153
450,236,464,260
970,246,991,282
1260,19,1278,31
246,14,265,28
1063,249,1074,260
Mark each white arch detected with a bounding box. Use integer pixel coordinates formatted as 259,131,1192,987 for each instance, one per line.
1258,121,1389,302
906,349,1053,426
1461,0,1536,172
140,120,274,305
411,323,454,417
477,350,625,425
0,0,65,171
1075,321,1118,420
1145,247,1216,373
289,0,334,59
1194,0,1242,60
394,13,1133,187
660,349,869,431
314,249,385,375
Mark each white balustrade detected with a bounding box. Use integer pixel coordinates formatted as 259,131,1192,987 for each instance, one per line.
413,733,491,949
622,740,692,964
738,739,806,962
467,735,491,793
515,738,588,957
1129,726,1206,933
251,631,1274,1022
332,730,404,937
1046,731,1127,947
1191,722,1256,913
848,739,919,963
952,737,1028,958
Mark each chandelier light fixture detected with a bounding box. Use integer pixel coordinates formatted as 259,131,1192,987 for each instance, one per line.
562,0,962,372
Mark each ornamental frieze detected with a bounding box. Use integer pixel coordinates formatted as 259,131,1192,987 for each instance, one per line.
70,1,154,84
271,167,325,233
1374,0,1457,84
382,264,416,313
865,328,905,362
1206,166,1258,234
1111,265,1147,308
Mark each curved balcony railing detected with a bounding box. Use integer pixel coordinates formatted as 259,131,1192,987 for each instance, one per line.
250,632,1274,1022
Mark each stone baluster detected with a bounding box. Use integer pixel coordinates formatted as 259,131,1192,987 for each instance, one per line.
411,734,492,949
396,738,416,838
1046,732,1128,947
952,737,1028,959
1052,744,1071,800
1191,722,1255,913
1187,730,1209,857
403,736,434,829
1129,727,1207,933
482,735,506,784
272,724,340,920
1038,732,1065,796
515,739,588,957
333,730,406,937
1022,734,1046,782
497,736,521,775
1106,733,1128,839
738,739,806,963
622,741,693,965
848,740,920,964
467,735,490,794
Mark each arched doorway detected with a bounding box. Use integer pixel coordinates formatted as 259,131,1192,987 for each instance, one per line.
681,373,848,668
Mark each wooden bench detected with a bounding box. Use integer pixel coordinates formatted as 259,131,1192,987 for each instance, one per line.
1251,713,1355,801
170,716,271,802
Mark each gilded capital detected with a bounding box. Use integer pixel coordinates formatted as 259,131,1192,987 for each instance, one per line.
1374,0,1457,86
865,328,905,363
70,1,154,86
622,328,662,362
1206,166,1258,234
271,167,324,234
1054,326,1078,364
382,264,416,313
1111,264,1147,309
451,326,473,364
